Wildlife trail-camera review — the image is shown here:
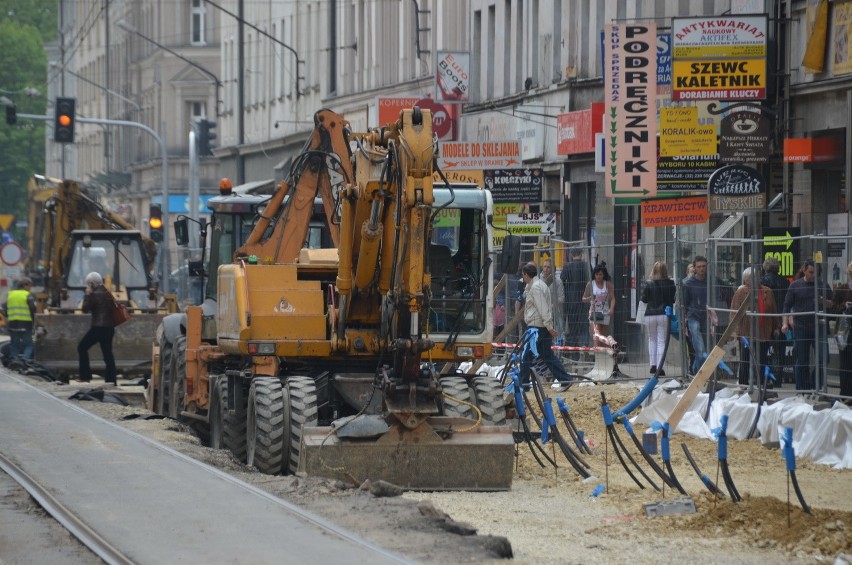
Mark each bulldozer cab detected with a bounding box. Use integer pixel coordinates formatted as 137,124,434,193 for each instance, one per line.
63,230,156,307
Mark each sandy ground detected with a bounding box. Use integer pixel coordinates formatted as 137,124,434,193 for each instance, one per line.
6,369,852,565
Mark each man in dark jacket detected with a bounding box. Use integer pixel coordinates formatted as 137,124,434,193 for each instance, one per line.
561,247,590,355
77,272,118,384
782,261,832,391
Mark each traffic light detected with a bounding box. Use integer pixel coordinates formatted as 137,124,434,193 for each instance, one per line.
54,97,76,143
148,204,164,242
197,119,217,156
5,105,16,125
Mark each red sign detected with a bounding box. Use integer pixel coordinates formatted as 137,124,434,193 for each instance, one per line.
415,98,454,139
377,97,456,141
378,97,419,126
556,103,604,155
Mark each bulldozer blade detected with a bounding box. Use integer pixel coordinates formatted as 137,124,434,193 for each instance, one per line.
34,312,164,378
300,418,515,491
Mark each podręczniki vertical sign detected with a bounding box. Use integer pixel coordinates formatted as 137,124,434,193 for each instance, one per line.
604,23,658,198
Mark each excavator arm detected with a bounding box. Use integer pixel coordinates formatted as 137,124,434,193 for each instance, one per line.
235,109,354,264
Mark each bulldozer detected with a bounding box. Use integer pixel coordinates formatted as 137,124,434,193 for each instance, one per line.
24,175,178,380
152,108,517,490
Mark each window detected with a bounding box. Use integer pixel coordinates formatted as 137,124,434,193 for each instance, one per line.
191,0,206,45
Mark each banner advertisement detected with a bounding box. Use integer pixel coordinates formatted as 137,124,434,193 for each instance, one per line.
604,23,658,198
833,1,852,75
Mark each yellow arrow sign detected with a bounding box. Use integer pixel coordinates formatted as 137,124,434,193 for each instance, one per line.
0,215,14,231
763,231,793,250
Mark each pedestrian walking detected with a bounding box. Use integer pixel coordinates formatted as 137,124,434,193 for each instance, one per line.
730,267,780,386
583,264,616,342
540,258,564,336
77,272,118,384
833,264,852,399
640,262,676,376
517,263,573,388
1,277,36,361
681,256,718,375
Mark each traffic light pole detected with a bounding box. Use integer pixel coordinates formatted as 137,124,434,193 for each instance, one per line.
19,113,171,293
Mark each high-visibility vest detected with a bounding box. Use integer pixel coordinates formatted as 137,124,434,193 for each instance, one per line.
5,290,33,322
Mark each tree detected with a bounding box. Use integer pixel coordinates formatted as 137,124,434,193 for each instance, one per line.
0,0,56,239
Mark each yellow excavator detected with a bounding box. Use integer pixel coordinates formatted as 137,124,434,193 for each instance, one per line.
24,175,177,380
153,108,517,490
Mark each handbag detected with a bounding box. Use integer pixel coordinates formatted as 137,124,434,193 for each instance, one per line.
113,300,132,327
636,300,648,324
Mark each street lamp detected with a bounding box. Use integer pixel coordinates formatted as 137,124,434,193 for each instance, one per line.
116,20,221,116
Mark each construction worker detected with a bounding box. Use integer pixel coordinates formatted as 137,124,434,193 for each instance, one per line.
2,277,36,361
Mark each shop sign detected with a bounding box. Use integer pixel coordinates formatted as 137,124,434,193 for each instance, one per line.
484,169,543,203
436,51,470,103
719,110,771,163
660,106,717,156
438,141,521,170
604,23,658,198
657,154,720,192
707,164,766,212
761,228,800,279
671,15,768,101
641,195,709,227
556,103,604,155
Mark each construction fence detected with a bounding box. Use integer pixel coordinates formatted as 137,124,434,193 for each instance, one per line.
490,232,852,398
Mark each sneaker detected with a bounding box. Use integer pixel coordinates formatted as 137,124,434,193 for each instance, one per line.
650,366,657,375
658,369,666,377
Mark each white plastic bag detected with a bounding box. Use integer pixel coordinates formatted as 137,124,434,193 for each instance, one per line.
636,300,648,324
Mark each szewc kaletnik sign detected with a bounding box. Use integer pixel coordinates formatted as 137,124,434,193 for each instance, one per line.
706,163,766,212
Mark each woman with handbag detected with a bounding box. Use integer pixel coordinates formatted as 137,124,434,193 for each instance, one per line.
640,261,677,376
77,272,117,384
583,264,616,342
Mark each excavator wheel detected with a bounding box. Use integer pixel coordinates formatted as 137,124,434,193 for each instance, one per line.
471,376,508,425
209,376,225,450
439,376,476,419
168,336,187,419
209,375,245,456
246,377,286,475
156,331,173,416
285,376,319,474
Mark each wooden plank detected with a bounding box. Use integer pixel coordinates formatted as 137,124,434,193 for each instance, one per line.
666,301,749,432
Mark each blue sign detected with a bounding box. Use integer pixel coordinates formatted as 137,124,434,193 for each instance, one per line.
152,195,215,214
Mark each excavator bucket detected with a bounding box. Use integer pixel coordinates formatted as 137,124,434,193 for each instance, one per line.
300,417,515,491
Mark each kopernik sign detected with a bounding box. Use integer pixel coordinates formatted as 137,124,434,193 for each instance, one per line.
603,23,658,198
707,164,766,212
